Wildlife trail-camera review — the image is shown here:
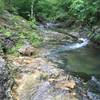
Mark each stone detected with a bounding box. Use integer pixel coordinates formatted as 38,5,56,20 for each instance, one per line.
0,57,13,99
87,91,100,100
56,80,76,90
69,32,80,38
18,45,36,56
88,76,100,92
62,80,76,89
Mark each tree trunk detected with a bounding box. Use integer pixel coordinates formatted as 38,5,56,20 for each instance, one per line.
30,0,34,20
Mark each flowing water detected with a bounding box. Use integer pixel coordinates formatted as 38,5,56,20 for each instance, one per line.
10,24,100,100
38,25,100,79
50,44,100,78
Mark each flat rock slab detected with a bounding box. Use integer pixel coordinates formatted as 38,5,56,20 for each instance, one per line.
10,56,89,100
12,57,64,77
12,71,78,100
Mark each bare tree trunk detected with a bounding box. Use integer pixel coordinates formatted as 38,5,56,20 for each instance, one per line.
30,0,34,20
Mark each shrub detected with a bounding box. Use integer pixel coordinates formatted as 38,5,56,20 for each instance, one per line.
0,0,4,13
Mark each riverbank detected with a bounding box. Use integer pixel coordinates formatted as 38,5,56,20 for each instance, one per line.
0,11,100,100
9,27,100,100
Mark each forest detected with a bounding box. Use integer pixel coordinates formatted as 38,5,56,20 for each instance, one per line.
0,0,100,100
0,0,100,23
0,0,100,41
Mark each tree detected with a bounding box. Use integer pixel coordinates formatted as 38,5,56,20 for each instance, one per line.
0,0,4,13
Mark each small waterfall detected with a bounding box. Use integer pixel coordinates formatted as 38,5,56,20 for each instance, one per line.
63,38,89,50
50,38,89,54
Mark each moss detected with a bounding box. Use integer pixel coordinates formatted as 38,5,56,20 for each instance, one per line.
39,73,48,80
0,11,42,55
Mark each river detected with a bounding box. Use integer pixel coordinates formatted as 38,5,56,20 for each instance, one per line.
38,24,100,80
9,23,100,100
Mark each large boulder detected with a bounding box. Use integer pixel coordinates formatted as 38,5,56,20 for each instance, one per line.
91,26,100,44
18,45,36,56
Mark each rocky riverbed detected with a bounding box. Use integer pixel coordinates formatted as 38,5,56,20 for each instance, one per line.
5,55,99,100
7,27,100,100
8,56,88,100
0,56,13,100
0,11,100,100
0,54,100,100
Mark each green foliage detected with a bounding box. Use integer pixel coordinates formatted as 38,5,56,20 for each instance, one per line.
1,0,99,24
29,18,37,29
57,0,100,24
29,32,42,45
0,27,12,37
35,0,58,21
1,0,100,23
1,0,100,44
0,0,4,13
12,0,32,19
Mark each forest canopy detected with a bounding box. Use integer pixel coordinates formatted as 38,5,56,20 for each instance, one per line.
0,0,100,24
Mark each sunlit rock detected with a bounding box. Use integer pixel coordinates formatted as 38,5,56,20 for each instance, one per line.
18,45,36,56
55,80,76,90
69,32,80,38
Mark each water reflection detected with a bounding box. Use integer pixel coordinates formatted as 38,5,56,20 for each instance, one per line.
41,42,100,78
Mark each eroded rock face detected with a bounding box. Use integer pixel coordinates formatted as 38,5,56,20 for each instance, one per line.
10,56,90,100
91,26,100,44
86,76,100,100
12,71,78,100
69,32,80,38
0,57,13,100
87,91,100,100
12,57,64,77
39,30,67,42
0,57,6,99
18,45,36,56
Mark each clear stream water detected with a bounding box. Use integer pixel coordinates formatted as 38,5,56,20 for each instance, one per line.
38,25,100,79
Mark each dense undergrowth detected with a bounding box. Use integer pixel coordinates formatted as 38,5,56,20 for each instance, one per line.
0,11,42,55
